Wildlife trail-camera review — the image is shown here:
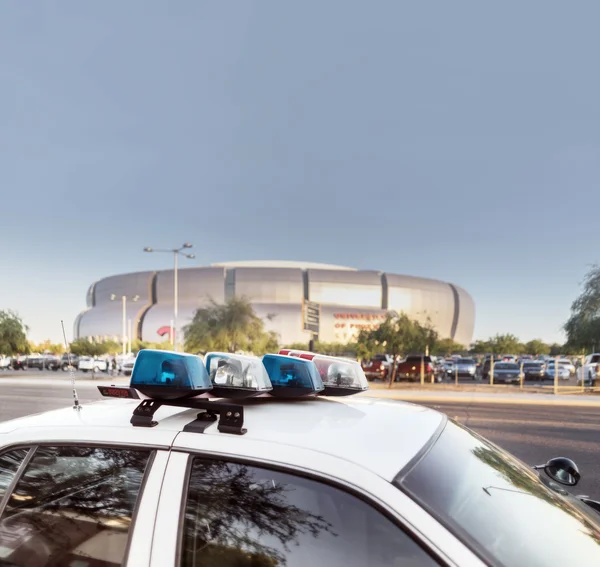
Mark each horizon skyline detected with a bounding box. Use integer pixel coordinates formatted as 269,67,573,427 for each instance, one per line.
9,254,586,347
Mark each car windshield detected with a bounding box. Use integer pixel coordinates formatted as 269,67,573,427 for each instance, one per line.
523,362,542,367
458,359,474,364
494,363,518,370
397,421,600,567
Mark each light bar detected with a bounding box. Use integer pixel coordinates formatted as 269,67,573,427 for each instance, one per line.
130,349,212,400
205,352,272,398
262,354,324,397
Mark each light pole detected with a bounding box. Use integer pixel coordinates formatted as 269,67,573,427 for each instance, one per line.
110,294,139,355
143,243,195,352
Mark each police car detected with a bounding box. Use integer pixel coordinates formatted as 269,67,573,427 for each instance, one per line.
0,349,597,567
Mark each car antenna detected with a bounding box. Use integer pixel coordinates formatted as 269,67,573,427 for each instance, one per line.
61,320,81,411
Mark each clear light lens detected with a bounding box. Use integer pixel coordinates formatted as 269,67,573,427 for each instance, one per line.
205,353,272,397
311,356,369,394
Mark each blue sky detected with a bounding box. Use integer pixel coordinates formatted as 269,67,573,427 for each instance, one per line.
1,1,599,344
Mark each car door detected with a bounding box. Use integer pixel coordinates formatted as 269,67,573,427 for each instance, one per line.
150,434,484,567
0,443,170,566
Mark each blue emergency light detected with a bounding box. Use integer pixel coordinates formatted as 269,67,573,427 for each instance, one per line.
261,354,324,397
205,353,273,398
130,349,212,399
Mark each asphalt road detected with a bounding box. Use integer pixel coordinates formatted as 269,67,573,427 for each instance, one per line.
423,400,600,500
0,374,598,499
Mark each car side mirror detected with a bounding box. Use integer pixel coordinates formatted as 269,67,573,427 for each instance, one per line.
534,457,581,486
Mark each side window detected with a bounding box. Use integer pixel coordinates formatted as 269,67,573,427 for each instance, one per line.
0,448,30,499
0,446,152,567
181,459,440,567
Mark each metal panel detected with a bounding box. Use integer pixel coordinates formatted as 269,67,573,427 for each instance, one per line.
251,303,309,345
140,303,199,344
452,285,476,346
385,274,456,339
155,267,225,304
93,271,155,306
233,268,304,304
77,303,147,341
308,270,382,308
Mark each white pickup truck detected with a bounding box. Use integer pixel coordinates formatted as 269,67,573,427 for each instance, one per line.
78,357,108,373
576,353,600,385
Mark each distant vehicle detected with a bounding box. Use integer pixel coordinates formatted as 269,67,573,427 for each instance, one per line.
78,357,108,373
557,358,576,375
361,354,394,381
447,358,477,379
577,353,600,385
522,361,546,380
121,356,136,377
545,362,571,381
491,362,522,384
480,356,502,380
43,355,61,371
501,354,517,363
24,353,45,370
395,355,436,382
60,353,79,371
10,356,27,370
0,356,10,370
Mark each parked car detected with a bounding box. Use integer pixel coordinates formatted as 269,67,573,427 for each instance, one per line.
546,362,571,381
10,356,27,370
577,353,600,385
491,362,522,384
24,353,46,370
60,353,79,371
446,357,477,379
0,356,11,370
522,360,546,380
361,354,394,381
43,355,61,371
78,357,108,373
479,355,502,380
121,356,136,376
395,355,435,382
556,358,576,375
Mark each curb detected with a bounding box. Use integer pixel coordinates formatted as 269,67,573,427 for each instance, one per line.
359,391,600,407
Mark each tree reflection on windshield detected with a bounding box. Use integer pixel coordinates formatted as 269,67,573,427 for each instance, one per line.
400,421,600,567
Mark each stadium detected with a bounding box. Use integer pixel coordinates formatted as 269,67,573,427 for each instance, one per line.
75,261,475,347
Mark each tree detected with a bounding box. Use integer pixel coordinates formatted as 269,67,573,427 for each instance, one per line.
356,312,438,385
130,339,173,354
549,343,564,356
69,339,120,357
30,340,65,355
431,338,465,356
524,339,550,356
470,339,492,354
0,311,29,355
470,334,524,355
184,297,279,355
564,265,600,352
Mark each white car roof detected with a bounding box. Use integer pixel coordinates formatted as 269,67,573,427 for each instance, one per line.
0,396,444,481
